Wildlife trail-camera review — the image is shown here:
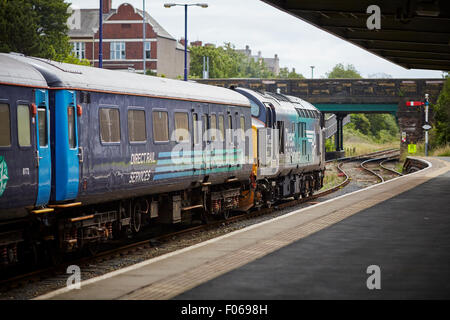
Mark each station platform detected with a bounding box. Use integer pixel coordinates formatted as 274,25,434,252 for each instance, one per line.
37,157,450,300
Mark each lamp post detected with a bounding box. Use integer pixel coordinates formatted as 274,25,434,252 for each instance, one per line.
143,0,146,75
310,65,315,79
164,3,208,81
99,0,103,68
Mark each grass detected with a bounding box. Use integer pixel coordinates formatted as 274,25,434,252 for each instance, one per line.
404,143,450,158
320,161,345,191
341,127,400,156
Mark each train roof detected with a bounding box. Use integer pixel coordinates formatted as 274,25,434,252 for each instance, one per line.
0,54,48,88
235,87,318,111
3,54,250,107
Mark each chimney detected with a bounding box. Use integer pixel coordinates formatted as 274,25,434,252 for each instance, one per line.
179,38,186,46
103,0,112,14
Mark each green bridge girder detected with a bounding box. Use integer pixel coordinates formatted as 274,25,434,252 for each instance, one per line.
315,103,398,113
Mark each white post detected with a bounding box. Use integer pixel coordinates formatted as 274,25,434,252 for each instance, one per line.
425,93,429,156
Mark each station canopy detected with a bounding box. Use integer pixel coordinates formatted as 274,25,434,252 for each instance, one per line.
261,0,450,71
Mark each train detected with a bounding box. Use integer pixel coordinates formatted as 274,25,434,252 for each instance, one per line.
0,53,325,267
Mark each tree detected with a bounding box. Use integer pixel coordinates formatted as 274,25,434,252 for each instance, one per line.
189,43,276,79
0,0,72,61
432,76,450,146
278,67,304,79
326,63,362,78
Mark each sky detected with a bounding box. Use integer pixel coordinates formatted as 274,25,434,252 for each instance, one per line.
67,0,445,79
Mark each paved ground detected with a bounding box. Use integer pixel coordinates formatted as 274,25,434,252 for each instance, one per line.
36,157,450,300
176,164,450,299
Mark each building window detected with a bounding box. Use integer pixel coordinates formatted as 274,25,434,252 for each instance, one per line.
152,111,169,142
110,42,126,60
128,109,147,142
17,105,31,147
99,108,121,143
145,42,151,59
0,104,11,147
71,42,85,60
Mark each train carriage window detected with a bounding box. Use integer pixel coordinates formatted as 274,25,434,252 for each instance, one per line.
210,114,217,141
128,109,146,142
100,108,121,143
202,115,207,141
174,112,189,142
240,116,245,140
218,115,224,141
68,106,76,148
228,115,233,130
17,104,31,147
193,113,199,144
38,108,47,146
152,111,169,142
0,104,11,147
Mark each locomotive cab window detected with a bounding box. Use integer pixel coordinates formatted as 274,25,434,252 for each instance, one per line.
17,104,31,147
174,112,189,142
128,109,146,142
100,108,121,143
0,104,11,147
152,111,169,142
249,99,260,117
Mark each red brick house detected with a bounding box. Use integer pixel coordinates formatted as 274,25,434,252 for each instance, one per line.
68,0,188,78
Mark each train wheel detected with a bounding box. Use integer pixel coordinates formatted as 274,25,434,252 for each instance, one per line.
44,241,62,266
222,209,231,220
130,200,142,234
86,243,99,256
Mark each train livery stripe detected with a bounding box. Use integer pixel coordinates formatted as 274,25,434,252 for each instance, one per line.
153,165,241,180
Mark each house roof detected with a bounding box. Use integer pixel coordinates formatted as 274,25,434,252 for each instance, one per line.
68,6,181,47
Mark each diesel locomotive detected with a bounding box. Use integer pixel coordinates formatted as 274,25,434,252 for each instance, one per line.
0,53,325,267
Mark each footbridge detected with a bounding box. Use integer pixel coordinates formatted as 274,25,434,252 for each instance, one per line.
196,78,445,154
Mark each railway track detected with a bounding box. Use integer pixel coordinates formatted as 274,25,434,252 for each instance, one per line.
0,148,403,296
360,154,402,183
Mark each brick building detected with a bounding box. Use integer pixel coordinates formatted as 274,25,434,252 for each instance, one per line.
237,45,280,76
67,0,188,78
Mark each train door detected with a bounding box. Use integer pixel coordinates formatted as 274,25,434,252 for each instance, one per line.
198,104,210,175
225,109,236,172
236,113,246,168
0,93,40,214
208,112,219,171
35,89,51,206
53,90,79,202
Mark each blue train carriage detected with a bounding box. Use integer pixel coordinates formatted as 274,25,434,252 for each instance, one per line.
0,54,52,265
8,54,253,252
233,88,325,208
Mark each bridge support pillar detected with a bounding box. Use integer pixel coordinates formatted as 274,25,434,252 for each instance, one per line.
334,113,346,152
